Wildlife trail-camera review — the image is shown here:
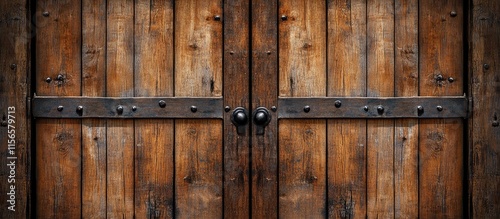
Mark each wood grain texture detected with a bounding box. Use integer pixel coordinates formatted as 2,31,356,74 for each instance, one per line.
82,0,106,217
471,0,500,217
366,0,395,218
174,0,223,217
134,0,174,218
106,0,134,218
251,0,278,217
279,0,326,217
0,0,30,217
35,0,82,217
394,0,419,217
419,0,464,217
223,0,250,218
326,0,367,217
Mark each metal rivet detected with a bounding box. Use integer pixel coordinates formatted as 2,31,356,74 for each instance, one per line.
450,11,457,17
132,106,137,111
159,100,166,108
364,106,369,111
448,77,454,83
281,15,288,21
191,106,197,113
56,74,64,81
334,100,342,108
1,120,7,127
267,51,271,55
42,11,49,17
377,105,384,114
45,77,52,83
493,120,499,127
417,105,424,115
271,106,277,112
214,15,221,21
303,105,310,113
437,105,443,111
229,51,234,55
76,106,83,113
225,106,231,112
483,64,490,70
57,106,64,111
116,105,123,114
436,74,444,81
10,64,17,70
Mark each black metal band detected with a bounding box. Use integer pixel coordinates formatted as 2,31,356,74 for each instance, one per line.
278,96,468,119
32,95,223,119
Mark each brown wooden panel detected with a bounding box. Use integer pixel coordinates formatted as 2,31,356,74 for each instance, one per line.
0,0,30,217
366,0,395,218
174,0,223,217
82,0,106,217
326,0,367,217
223,0,250,218
106,0,134,218
35,0,82,217
394,0,419,218
471,0,500,217
419,0,464,217
134,0,174,218
251,0,278,217
279,0,326,217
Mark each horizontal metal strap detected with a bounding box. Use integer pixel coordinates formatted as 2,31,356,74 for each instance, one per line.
32,96,223,119
278,96,468,119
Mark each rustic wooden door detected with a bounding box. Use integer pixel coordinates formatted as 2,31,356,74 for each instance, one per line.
32,0,468,218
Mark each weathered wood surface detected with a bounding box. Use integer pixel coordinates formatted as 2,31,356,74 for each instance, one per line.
35,0,82,218
279,0,327,217
470,0,500,217
419,0,464,218
251,0,278,218
174,0,223,218
0,0,30,217
327,0,367,217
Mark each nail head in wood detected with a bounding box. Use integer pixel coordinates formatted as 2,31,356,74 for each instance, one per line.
42,11,49,17
450,11,457,17
303,105,310,113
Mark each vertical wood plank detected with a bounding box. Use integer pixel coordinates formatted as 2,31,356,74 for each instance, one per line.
366,0,395,218
223,0,250,218
251,0,278,218
82,0,106,217
0,0,30,217
174,0,223,217
279,0,327,217
469,0,500,216
394,0,419,217
134,0,174,218
471,0,500,217
106,0,134,218
326,0,367,217
35,0,82,217
419,0,464,218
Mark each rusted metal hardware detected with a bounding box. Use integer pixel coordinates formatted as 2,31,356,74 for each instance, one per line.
32,95,223,119
278,96,468,119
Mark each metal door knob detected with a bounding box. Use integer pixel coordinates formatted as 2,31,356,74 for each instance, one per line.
253,107,271,135
231,107,249,135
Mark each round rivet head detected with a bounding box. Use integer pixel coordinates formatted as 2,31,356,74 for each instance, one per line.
364,106,369,111
159,100,166,108
42,11,49,17
10,64,17,70
76,106,83,113
57,106,64,111
45,77,52,83
436,74,444,81
271,106,277,112
417,105,424,115
377,105,384,114
483,64,490,70
132,106,137,111
448,77,454,83
116,105,124,114
437,105,443,111
281,15,288,21
334,100,342,108
303,105,311,113
225,106,231,112
450,11,457,17
191,106,197,113
214,15,221,21
56,74,64,81
493,121,499,127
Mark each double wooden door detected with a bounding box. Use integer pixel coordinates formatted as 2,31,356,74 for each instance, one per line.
34,0,466,218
